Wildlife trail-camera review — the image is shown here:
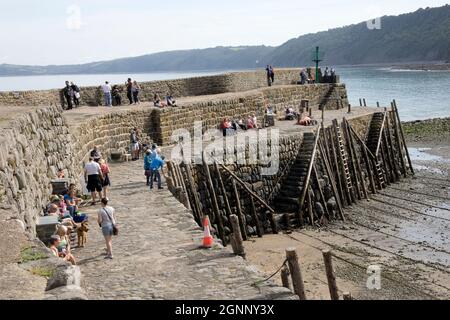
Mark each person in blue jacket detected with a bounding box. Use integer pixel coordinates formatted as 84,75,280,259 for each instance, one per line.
150,149,165,190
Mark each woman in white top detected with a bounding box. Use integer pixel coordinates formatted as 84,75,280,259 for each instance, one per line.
85,157,103,205
97,198,116,259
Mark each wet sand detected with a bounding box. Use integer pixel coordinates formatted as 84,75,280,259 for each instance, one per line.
244,119,450,300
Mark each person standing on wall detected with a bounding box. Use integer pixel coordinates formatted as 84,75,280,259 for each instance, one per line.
132,80,141,105
101,81,112,107
63,81,74,110
265,65,272,86
269,65,275,84
126,78,133,105
70,82,81,107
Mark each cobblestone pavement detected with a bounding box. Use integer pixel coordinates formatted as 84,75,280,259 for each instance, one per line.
74,160,294,300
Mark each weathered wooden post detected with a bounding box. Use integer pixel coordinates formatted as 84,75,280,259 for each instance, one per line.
231,179,247,240
376,102,380,108
322,250,339,300
202,153,226,245
229,214,245,258
393,100,414,176
285,248,307,300
343,292,353,300
347,104,351,113
281,266,291,290
359,98,362,106
363,98,367,107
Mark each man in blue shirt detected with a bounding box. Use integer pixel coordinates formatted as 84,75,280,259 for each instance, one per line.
150,149,165,190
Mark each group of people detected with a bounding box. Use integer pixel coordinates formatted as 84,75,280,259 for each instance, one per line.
322,67,337,83
144,144,165,190
220,115,258,136
62,81,81,110
102,78,141,107
63,79,181,108
44,184,86,265
153,93,177,108
84,146,111,204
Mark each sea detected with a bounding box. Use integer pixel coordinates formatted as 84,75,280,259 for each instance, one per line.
0,66,449,122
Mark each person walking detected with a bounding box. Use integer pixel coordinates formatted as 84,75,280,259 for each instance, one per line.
132,81,141,104
97,198,116,259
126,78,133,105
63,81,74,110
99,159,111,199
84,157,103,205
102,81,112,106
149,149,165,190
144,149,152,186
130,128,140,161
71,82,81,107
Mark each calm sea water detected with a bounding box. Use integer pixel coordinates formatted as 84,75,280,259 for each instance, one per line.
0,67,449,121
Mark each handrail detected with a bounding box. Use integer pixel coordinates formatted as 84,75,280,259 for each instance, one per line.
375,111,388,157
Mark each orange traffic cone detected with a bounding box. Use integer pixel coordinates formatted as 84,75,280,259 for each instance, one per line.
202,216,214,248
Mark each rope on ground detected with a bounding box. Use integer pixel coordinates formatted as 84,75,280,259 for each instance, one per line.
251,258,288,288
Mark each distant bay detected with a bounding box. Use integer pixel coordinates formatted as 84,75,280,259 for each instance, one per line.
0,66,449,122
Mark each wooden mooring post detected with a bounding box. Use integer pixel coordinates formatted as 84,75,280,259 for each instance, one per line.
286,248,307,300
229,214,245,258
322,250,339,300
281,265,291,290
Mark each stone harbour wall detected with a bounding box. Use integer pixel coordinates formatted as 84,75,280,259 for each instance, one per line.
0,106,79,235
157,84,348,145
0,69,303,107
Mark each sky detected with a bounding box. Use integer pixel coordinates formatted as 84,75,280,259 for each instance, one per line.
0,0,448,65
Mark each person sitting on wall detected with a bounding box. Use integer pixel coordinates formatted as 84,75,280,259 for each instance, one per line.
46,204,79,228
49,235,76,265
285,107,296,120
154,94,167,107
57,169,65,179
64,189,81,218
53,227,77,265
246,116,255,129
237,119,247,131
220,118,234,136
166,93,177,107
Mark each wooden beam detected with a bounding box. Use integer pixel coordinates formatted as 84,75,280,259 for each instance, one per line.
313,164,331,220
318,140,345,221
219,163,278,234
344,118,368,200
393,101,414,176
297,126,322,225
231,179,248,241
214,162,232,219
202,154,226,245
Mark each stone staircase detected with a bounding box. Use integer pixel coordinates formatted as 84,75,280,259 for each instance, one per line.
274,132,316,218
